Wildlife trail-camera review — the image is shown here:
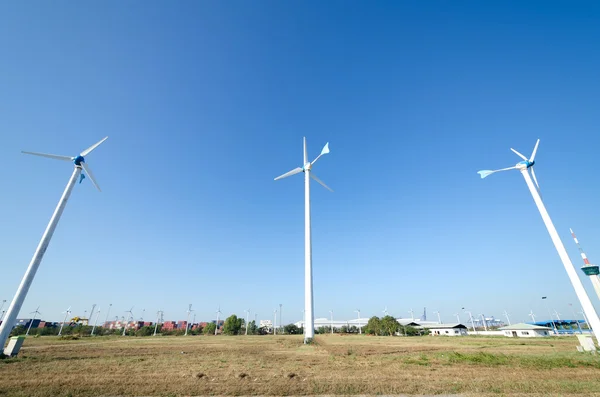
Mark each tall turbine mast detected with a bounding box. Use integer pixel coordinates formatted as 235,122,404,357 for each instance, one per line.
0,137,107,350
478,139,600,345
570,228,600,300
274,137,332,343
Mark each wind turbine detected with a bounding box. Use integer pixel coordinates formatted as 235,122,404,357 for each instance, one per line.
103,304,112,329
408,308,414,321
26,306,41,336
274,137,332,343
454,313,460,324
153,310,163,336
463,310,476,333
273,309,278,335
0,137,108,349
383,307,389,316
529,310,536,323
123,307,134,336
184,304,193,336
355,309,362,334
89,304,97,325
503,310,512,326
91,306,101,336
480,314,488,331
433,311,441,324
478,139,600,344
215,306,221,336
58,306,71,336
330,310,334,334
244,309,250,335
568,303,583,334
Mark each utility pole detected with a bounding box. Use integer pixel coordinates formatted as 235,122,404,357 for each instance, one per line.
279,303,283,334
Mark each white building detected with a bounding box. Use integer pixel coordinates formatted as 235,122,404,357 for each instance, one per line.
499,323,552,338
426,323,468,336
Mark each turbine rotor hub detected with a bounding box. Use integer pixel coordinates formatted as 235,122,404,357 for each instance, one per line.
73,155,85,166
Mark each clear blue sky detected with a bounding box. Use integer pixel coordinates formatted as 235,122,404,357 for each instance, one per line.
1,1,600,325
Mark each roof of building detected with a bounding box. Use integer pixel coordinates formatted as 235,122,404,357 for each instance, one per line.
499,323,553,331
423,323,467,329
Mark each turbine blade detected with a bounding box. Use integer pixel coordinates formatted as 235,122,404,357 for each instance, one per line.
531,167,540,190
530,139,540,162
81,162,101,192
303,137,308,165
21,151,72,162
477,166,517,179
274,167,303,181
80,136,108,157
510,148,528,161
311,142,330,166
310,173,333,192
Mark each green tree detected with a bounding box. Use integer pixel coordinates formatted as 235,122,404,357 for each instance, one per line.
381,315,400,336
316,326,328,334
246,320,258,335
203,322,216,335
135,326,154,337
9,325,26,337
283,324,301,334
364,316,382,335
222,315,243,335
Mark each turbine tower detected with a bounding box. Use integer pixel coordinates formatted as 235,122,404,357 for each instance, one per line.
529,310,536,323
503,310,512,326
570,228,600,300
274,137,332,343
0,137,107,349
185,304,193,336
433,311,441,324
91,306,101,336
478,139,600,344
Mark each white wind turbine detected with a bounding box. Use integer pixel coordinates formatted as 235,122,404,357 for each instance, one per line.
153,310,163,336
383,307,389,316
274,137,332,343
58,306,72,336
91,306,101,336
529,310,536,323
454,313,460,324
215,306,221,336
123,307,134,336
433,311,442,324
244,309,250,336
503,310,512,326
26,306,41,336
478,139,600,345
0,137,108,349
185,304,193,336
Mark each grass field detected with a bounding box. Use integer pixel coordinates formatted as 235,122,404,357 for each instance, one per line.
1,334,600,396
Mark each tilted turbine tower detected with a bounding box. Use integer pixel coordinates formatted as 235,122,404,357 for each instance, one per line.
0,137,107,350
478,139,600,344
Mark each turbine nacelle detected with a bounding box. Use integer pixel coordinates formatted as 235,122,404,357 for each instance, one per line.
274,137,333,192
477,139,541,193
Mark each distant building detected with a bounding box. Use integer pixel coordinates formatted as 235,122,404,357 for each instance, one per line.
16,318,41,329
499,323,552,338
426,324,468,336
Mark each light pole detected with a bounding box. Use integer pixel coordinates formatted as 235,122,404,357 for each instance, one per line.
355,309,361,334
542,297,558,334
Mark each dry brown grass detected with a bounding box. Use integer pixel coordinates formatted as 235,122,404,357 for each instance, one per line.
1,334,600,396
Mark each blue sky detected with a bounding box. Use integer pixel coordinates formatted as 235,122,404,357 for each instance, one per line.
1,1,600,325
